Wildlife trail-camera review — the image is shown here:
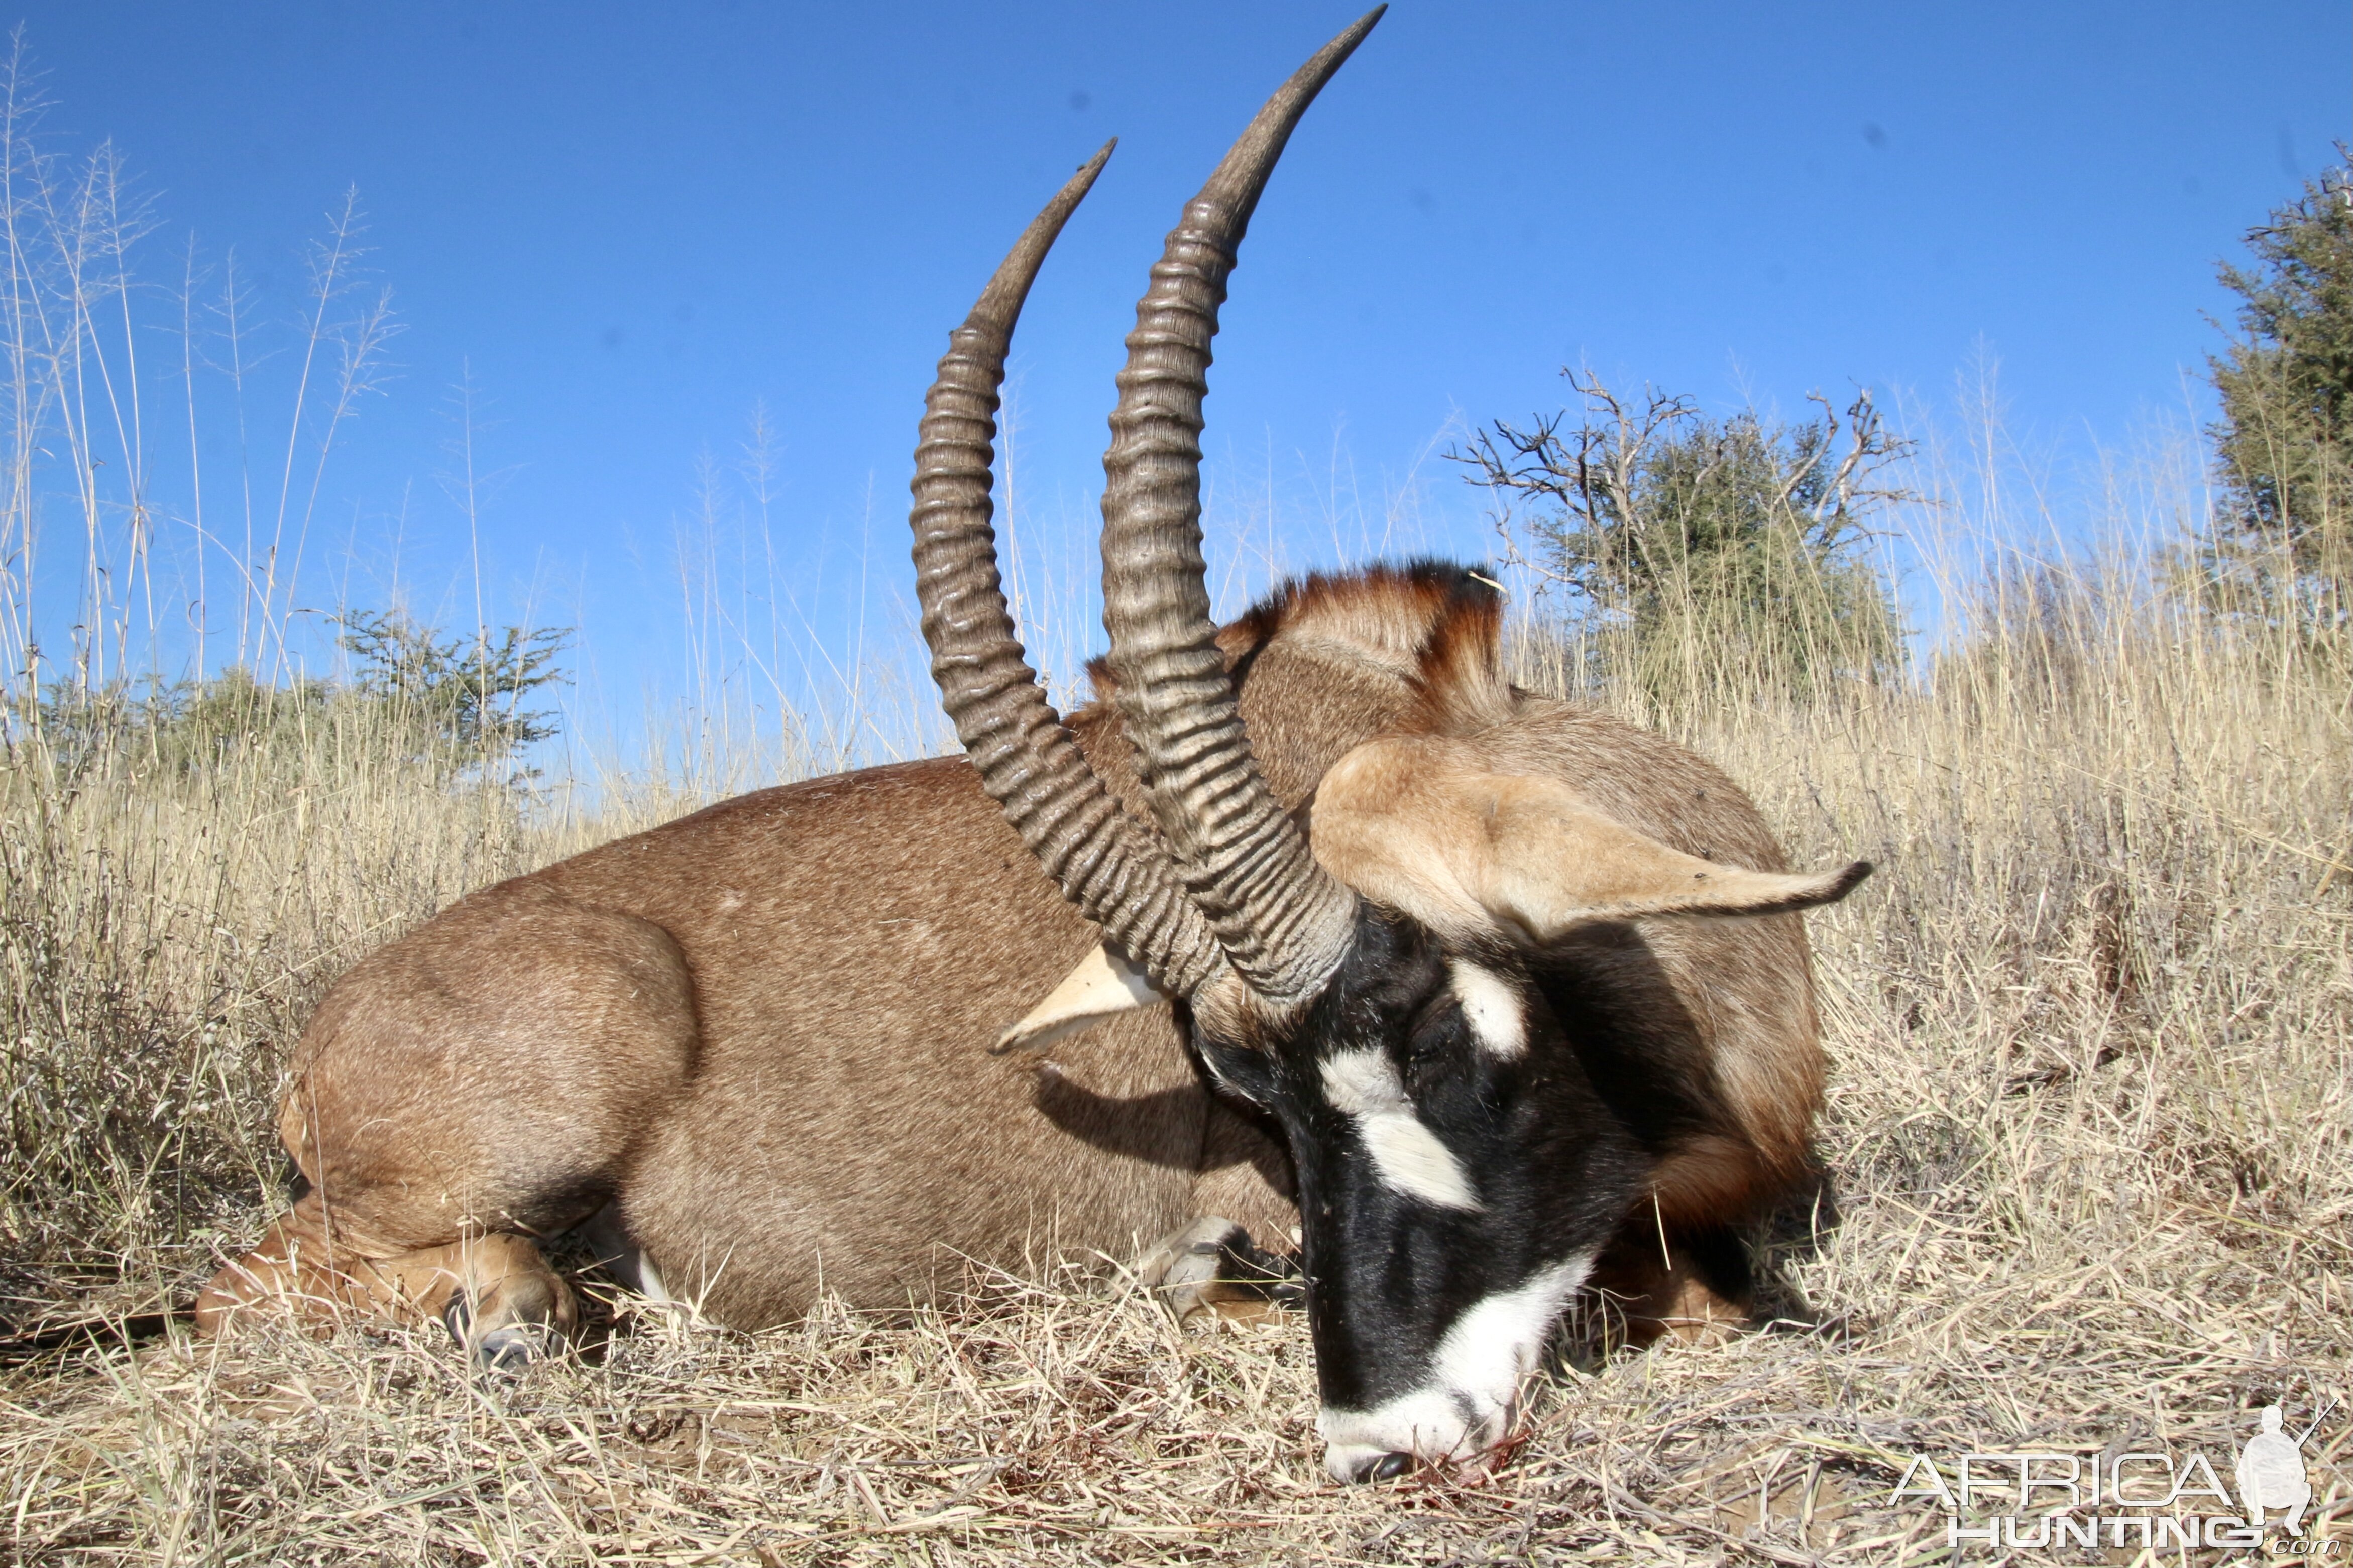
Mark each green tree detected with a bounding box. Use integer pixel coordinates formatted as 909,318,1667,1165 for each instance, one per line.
2208,155,2353,614
17,615,571,785
331,609,571,770
1452,370,1907,709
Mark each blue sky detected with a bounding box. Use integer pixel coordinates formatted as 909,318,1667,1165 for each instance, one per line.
10,2,2347,753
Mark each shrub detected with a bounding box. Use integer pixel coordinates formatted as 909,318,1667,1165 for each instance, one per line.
1451,370,1906,718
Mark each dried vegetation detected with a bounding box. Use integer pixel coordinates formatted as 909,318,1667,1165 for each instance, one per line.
4,497,2349,1565
0,23,2344,1560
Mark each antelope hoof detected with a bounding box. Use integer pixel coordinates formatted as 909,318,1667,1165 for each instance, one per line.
443,1293,549,1371
475,1325,547,1371
1653,1274,1747,1346
440,1266,573,1372
1139,1217,1302,1328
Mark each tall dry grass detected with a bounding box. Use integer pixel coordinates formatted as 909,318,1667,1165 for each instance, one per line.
0,446,2345,1562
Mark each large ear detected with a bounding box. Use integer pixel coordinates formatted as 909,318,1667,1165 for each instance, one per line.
996,943,1161,1053
1310,736,1870,945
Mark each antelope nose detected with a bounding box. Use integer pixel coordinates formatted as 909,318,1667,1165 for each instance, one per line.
1353,1451,1414,1484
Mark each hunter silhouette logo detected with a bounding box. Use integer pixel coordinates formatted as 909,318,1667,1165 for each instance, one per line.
2239,1400,2331,1535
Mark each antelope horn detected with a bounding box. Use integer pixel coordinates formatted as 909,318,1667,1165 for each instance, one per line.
911,142,1230,1000
1098,11,1382,1003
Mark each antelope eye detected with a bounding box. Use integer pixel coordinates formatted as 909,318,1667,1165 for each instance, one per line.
1399,994,1469,1082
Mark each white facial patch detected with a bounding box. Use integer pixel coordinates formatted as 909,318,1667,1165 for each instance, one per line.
1318,1048,1480,1211
1448,960,1526,1059
1318,1251,1595,1482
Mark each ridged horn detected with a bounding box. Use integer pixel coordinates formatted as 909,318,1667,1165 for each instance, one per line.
911,142,1231,1000
1097,12,1382,1003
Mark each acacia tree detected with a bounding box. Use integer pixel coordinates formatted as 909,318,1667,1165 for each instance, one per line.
2208,154,2353,621
332,609,571,773
1452,370,1908,708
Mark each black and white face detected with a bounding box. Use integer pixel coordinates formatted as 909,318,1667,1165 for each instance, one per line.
1194,907,1650,1484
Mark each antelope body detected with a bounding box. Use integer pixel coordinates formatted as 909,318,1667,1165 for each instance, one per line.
199,11,1870,1482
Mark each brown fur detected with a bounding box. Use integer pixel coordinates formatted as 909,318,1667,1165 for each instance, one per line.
199,562,1826,1340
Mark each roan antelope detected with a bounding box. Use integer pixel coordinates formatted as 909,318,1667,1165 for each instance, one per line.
198,10,1870,1482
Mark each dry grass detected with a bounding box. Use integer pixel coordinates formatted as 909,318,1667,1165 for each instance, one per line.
4,516,2351,1563
2,32,2339,1561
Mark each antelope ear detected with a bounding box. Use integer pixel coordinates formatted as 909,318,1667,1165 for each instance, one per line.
1464,784,1871,941
1311,736,1871,946
996,942,1162,1053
